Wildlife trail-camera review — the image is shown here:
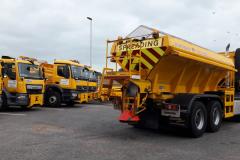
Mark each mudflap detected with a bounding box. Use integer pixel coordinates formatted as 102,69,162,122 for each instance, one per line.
135,108,172,130
137,109,162,129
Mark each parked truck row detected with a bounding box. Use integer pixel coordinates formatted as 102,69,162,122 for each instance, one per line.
2,25,240,138
0,56,103,109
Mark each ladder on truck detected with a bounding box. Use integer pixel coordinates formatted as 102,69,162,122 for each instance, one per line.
98,68,130,101
98,39,144,102
98,68,114,101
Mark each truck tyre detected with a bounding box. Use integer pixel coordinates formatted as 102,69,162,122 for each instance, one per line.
45,91,61,107
188,101,207,138
207,101,222,132
1,94,8,110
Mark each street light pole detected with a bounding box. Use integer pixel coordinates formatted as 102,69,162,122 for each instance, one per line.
87,17,92,67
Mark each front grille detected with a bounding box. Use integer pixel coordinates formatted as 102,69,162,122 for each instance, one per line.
89,86,97,92
76,86,88,92
26,85,42,94
27,89,42,94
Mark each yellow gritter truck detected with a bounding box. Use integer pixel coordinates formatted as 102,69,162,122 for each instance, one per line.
0,56,44,109
41,59,87,106
101,25,239,137
20,57,99,106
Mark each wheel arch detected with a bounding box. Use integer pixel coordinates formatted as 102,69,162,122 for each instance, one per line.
2,88,10,97
45,84,63,95
171,93,223,114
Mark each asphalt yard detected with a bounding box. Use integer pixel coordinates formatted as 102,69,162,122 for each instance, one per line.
0,103,240,160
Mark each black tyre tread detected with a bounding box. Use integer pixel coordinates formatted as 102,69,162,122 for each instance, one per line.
189,101,207,138
207,101,223,132
1,94,8,110
45,91,61,107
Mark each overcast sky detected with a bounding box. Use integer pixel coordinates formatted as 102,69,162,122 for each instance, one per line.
0,0,239,71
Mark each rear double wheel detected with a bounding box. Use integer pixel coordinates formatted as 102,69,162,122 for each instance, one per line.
189,101,207,138
207,101,222,132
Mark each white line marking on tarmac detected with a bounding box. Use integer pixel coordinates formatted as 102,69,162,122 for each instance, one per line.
42,108,65,111
0,113,26,116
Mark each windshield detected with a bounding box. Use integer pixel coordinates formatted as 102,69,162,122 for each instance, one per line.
84,69,89,80
89,71,97,81
71,65,85,80
18,63,43,79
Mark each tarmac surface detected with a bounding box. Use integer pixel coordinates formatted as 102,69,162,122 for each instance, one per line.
0,102,240,160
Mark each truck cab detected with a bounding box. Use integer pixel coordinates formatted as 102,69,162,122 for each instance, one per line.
0,56,44,109
44,60,89,106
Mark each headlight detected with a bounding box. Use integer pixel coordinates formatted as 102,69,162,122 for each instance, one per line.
72,93,78,97
18,95,28,99
26,85,42,90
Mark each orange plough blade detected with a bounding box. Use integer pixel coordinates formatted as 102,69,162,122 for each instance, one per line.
118,110,140,122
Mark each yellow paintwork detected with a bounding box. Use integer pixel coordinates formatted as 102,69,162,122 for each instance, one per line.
43,61,85,90
44,61,82,88
98,68,123,102
54,60,84,67
0,58,44,107
88,81,96,87
223,89,234,118
43,59,94,104
104,26,237,118
78,93,88,103
163,36,235,71
29,94,44,107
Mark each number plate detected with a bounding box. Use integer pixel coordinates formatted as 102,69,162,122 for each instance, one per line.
30,94,43,106
161,109,180,117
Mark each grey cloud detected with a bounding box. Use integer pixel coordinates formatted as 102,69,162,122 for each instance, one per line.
0,0,240,71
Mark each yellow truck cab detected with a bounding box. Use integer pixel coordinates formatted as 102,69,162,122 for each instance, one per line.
0,56,44,109
43,59,89,106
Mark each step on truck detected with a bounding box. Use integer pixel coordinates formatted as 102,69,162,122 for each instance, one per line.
0,56,44,109
98,68,122,103
102,25,240,137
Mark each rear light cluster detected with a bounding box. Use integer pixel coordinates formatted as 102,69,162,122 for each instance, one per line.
163,103,179,111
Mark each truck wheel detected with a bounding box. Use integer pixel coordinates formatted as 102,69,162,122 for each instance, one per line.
46,91,61,107
189,101,207,138
207,101,222,132
1,94,8,110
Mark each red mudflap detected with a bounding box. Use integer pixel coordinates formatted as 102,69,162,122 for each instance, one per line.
118,110,140,122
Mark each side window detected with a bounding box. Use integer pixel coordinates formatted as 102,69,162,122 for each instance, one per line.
57,65,70,78
4,63,16,80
